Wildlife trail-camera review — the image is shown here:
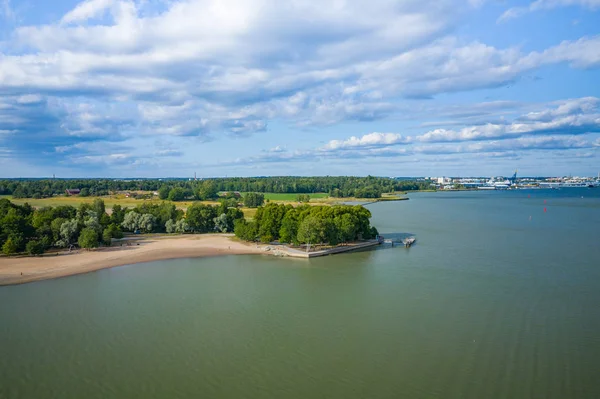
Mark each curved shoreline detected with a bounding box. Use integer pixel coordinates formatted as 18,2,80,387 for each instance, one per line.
0,235,264,286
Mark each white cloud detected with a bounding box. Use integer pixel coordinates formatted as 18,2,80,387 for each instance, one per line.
0,0,15,21
499,0,600,22
322,133,411,151
0,0,599,174
61,0,117,24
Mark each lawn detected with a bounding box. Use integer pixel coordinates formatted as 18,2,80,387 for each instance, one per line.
241,192,329,201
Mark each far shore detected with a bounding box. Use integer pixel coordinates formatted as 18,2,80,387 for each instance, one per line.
0,234,264,286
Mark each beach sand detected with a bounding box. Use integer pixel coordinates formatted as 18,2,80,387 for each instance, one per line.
0,234,264,286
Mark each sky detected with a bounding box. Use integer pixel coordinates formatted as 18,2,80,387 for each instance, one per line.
0,0,599,178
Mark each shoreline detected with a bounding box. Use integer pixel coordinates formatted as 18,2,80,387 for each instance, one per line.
0,234,264,286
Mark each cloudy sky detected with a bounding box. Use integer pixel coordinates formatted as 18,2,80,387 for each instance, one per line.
0,0,599,178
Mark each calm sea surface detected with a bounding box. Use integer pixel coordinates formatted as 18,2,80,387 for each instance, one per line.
1,189,600,399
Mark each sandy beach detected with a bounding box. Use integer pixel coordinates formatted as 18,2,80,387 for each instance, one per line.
0,234,264,286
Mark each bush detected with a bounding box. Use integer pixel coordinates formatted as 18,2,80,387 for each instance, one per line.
26,240,44,256
2,237,18,255
102,229,113,246
78,228,99,249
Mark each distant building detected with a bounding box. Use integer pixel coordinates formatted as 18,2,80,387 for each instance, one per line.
65,189,80,196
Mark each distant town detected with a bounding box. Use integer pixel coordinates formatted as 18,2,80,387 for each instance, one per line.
422,172,600,190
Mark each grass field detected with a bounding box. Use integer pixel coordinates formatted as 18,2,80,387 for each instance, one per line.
0,191,399,221
1,195,260,220
242,192,329,201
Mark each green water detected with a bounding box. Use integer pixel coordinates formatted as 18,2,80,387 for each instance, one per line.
2,189,600,398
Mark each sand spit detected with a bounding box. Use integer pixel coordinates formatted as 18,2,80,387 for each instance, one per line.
0,234,263,286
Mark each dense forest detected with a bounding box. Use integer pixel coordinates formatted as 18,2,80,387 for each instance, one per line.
234,203,378,245
0,177,432,199
0,198,245,255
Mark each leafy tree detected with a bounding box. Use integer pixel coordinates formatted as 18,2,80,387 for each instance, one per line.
57,219,79,247
84,211,102,234
296,194,310,203
196,180,218,200
79,188,90,197
2,237,18,255
110,205,127,225
102,229,113,246
92,198,106,216
158,185,170,200
139,214,156,233
168,187,186,201
78,228,99,249
121,212,141,232
243,192,265,208
296,216,323,245
335,213,358,244
279,211,299,244
26,240,44,255
52,205,77,220
213,213,229,232
104,224,124,239
234,219,258,241
51,217,67,243
165,219,176,233
186,203,217,233
175,219,190,233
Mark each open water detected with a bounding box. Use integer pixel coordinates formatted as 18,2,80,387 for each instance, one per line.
1,189,599,398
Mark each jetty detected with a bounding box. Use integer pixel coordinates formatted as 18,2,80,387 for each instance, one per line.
263,240,381,258
402,237,416,247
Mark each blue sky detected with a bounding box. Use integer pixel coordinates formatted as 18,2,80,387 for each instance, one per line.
0,0,599,178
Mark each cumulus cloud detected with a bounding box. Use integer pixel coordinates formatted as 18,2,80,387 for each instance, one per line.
0,0,599,174
322,133,411,151
220,97,600,166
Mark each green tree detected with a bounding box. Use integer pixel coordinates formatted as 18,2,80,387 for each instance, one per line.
165,219,176,233
139,214,156,233
197,180,218,200
51,217,67,243
335,213,358,244
110,205,126,225
26,240,44,255
2,237,18,255
175,219,190,233
57,219,79,247
234,219,258,241
296,216,322,246
79,188,90,197
121,212,141,232
92,198,106,216
243,192,265,208
78,228,99,249
158,185,170,200
213,213,229,232
104,224,124,240
279,211,299,244
102,229,113,246
186,203,217,233
168,187,186,201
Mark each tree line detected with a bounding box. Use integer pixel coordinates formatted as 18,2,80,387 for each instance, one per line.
0,198,245,255
1,177,432,200
234,203,378,246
